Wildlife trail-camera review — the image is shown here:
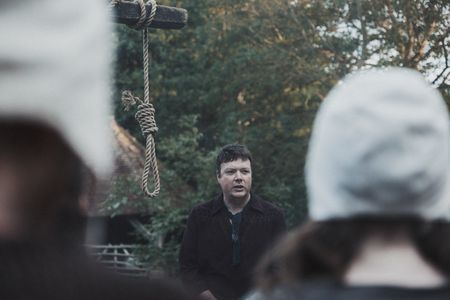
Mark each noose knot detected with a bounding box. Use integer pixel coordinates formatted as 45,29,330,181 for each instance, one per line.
121,90,140,111
121,91,158,137
136,103,158,137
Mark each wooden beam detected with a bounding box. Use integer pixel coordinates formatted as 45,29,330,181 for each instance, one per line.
112,1,187,30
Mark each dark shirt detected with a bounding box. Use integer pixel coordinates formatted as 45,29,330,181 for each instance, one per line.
248,280,450,300
179,194,286,300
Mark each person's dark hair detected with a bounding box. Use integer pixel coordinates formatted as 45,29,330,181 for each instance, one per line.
254,216,450,291
0,120,90,248
0,123,196,300
216,144,252,175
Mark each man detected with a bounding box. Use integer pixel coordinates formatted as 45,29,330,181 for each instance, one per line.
179,144,286,300
249,68,450,300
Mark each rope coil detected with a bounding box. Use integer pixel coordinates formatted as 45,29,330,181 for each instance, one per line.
122,91,158,137
121,0,160,198
136,103,158,136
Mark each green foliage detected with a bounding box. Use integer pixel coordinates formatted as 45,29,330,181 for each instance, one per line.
133,207,187,275
110,0,450,273
101,175,148,217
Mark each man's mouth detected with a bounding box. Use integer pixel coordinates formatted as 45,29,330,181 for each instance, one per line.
233,185,244,190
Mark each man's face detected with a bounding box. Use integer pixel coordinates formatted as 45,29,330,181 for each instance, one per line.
217,158,252,202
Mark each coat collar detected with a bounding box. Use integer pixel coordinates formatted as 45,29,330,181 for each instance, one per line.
212,193,264,215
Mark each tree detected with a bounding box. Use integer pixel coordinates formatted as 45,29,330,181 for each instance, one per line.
111,0,450,273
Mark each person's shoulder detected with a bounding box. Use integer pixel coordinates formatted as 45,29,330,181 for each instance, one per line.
95,272,196,300
249,281,450,300
245,284,304,300
188,196,220,216
254,194,284,215
245,281,336,300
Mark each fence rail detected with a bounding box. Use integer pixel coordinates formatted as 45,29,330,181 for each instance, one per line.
86,244,149,278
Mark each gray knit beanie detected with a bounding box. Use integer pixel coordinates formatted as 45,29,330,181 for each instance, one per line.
306,68,450,220
0,0,113,177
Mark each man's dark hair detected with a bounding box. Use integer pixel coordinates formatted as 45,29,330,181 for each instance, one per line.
216,144,252,175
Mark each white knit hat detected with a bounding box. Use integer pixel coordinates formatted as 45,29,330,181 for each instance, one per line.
0,0,113,177
306,68,450,220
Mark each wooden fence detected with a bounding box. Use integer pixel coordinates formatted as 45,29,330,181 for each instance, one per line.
86,244,149,278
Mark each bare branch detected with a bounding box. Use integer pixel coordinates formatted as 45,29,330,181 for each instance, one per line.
432,39,449,85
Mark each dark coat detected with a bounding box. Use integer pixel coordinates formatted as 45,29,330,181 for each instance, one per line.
179,194,286,300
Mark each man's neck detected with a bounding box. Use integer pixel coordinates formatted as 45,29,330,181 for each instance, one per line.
344,234,446,288
223,194,251,214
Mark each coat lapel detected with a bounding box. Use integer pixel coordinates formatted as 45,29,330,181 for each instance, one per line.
240,194,264,241
212,194,231,242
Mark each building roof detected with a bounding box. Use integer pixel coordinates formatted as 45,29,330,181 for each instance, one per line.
88,119,147,217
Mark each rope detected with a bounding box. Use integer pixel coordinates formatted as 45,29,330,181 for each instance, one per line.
121,0,160,198
108,0,157,30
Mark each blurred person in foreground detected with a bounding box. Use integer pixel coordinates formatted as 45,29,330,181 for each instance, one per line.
179,144,286,300
248,68,450,300
0,0,193,299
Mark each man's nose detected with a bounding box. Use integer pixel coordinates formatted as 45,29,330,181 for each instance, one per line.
234,172,243,181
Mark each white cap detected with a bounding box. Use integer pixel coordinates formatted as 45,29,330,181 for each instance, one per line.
306,68,450,220
0,0,113,177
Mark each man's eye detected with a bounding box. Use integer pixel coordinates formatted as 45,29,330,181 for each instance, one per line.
241,170,250,174
225,170,235,175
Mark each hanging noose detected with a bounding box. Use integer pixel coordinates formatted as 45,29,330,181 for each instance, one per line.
121,0,160,198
